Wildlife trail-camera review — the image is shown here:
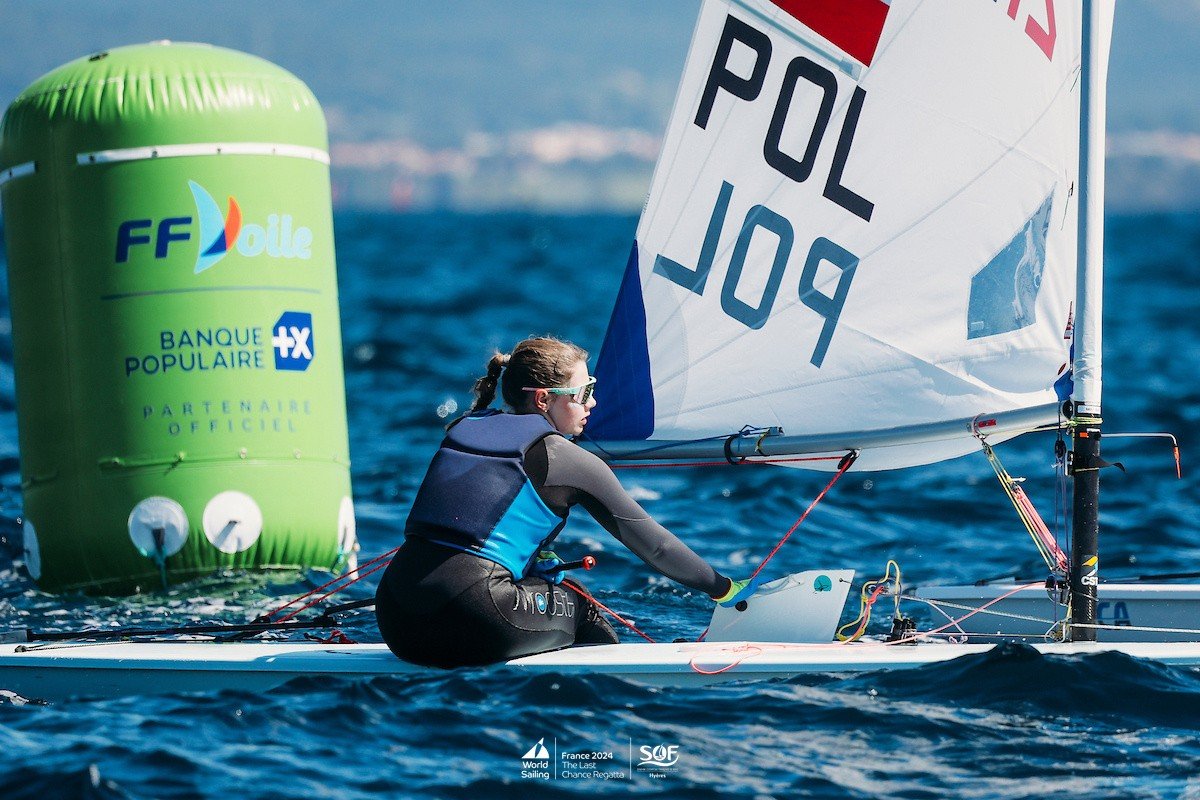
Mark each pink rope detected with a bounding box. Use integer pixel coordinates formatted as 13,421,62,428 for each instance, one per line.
1011,486,1069,572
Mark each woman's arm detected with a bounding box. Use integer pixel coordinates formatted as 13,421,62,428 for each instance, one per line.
533,437,730,598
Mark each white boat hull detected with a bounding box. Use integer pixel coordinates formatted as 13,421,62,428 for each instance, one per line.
6,638,1200,701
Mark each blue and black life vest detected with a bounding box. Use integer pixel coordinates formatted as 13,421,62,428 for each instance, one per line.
405,410,566,578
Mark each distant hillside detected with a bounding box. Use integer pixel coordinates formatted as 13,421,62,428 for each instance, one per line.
0,0,695,145
2,0,1199,210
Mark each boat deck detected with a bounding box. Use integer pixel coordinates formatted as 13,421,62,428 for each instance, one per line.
6,638,1200,700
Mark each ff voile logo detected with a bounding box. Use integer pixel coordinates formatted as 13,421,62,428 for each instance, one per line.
114,181,315,272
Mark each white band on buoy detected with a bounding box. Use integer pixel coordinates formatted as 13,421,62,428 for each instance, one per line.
76,142,330,166
0,161,37,188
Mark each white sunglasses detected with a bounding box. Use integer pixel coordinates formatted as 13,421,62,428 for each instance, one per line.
522,376,597,405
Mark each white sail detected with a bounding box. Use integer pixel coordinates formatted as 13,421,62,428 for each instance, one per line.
592,0,1114,470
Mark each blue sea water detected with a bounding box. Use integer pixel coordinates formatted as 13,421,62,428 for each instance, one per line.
2,211,1200,799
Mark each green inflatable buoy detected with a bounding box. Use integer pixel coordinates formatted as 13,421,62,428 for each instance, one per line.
0,42,355,593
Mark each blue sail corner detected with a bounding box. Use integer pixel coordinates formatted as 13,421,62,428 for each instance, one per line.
589,243,654,440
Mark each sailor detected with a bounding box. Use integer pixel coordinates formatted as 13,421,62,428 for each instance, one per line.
375,336,758,667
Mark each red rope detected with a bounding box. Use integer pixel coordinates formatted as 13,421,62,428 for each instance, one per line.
275,558,394,623
693,453,855,643
263,546,400,622
749,454,857,581
611,455,841,469
689,644,763,675
564,581,656,643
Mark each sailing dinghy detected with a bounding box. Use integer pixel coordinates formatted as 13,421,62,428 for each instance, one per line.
6,0,1200,701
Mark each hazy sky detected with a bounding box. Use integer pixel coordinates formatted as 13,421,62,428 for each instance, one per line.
1,1,1198,141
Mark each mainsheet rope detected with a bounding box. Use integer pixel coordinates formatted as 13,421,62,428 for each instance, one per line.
577,450,859,644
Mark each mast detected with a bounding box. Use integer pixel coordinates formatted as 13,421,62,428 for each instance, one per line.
1069,0,1112,642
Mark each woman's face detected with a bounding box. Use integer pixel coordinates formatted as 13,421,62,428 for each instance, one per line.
531,360,596,436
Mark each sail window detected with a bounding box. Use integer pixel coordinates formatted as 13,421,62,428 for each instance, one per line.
967,192,1054,339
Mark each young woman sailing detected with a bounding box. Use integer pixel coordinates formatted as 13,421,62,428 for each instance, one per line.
375,336,758,667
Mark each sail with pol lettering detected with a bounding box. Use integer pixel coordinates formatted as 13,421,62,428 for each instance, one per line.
590,0,1098,471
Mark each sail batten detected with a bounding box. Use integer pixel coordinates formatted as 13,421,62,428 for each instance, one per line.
592,0,1108,471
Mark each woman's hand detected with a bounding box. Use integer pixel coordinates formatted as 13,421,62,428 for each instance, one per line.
714,575,762,607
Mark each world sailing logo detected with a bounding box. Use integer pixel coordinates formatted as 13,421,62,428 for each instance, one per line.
522,739,551,760
189,181,313,273
519,737,551,781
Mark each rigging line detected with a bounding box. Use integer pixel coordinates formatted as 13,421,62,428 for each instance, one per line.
609,454,840,470
837,581,889,643
837,559,901,642
885,582,1044,645
750,450,857,581
689,643,764,676
693,583,1047,675
979,440,1067,573
260,546,399,622
900,595,1059,626
905,595,970,638
695,466,855,646
986,457,1053,567
273,558,393,624
578,425,774,461
563,581,655,643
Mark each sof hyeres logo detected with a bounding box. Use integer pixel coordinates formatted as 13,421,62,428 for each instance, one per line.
637,744,680,768
114,181,314,272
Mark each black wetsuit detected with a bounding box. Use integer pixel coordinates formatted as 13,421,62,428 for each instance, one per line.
376,433,729,668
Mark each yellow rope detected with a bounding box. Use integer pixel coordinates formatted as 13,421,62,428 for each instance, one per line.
836,559,902,642
980,442,1059,573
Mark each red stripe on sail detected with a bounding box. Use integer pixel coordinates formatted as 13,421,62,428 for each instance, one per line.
768,0,890,66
